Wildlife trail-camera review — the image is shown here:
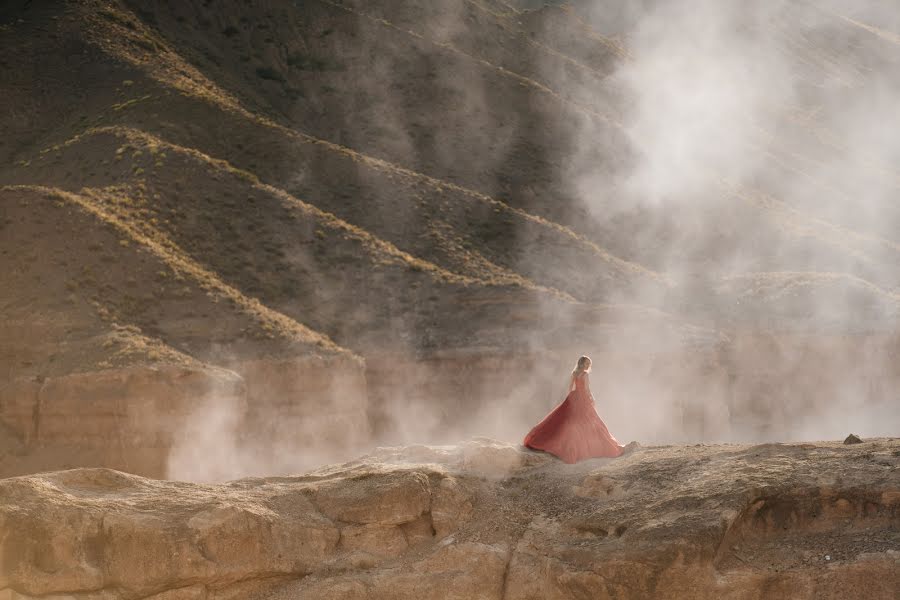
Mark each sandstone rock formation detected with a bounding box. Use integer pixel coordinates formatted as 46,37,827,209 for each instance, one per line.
0,352,370,481
1,438,897,599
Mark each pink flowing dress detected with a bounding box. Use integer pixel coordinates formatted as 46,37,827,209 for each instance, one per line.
523,372,624,463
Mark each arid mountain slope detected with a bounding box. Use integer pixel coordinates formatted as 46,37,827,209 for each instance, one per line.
0,0,681,359
0,0,692,478
1,0,899,477
4,0,899,330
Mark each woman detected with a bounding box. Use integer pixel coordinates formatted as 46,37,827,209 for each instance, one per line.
523,355,627,463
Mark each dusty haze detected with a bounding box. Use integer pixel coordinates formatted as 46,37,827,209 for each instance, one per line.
167,0,900,481
0,0,897,482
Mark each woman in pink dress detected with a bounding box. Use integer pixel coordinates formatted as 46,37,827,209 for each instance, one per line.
524,356,627,463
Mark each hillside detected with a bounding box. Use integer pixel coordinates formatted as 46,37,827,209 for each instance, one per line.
1,0,900,478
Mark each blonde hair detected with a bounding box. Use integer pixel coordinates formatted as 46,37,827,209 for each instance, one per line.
572,355,592,376
563,355,592,396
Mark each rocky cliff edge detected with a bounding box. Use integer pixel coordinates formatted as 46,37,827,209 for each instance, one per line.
1,438,898,600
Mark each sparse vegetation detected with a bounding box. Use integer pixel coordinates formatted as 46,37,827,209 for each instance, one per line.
231,167,260,184
286,51,338,71
112,95,152,111
97,8,131,27
255,66,285,82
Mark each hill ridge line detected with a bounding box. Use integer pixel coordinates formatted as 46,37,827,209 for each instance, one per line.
71,7,663,286
41,125,574,300
751,120,900,189
720,270,900,303
808,2,900,47
1,183,359,360
316,0,622,127
461,0,617,81
724,180,900,281
750,142,900,254
557,4,632,61
261,120,667,285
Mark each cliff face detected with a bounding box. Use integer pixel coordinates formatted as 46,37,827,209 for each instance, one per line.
0,365,243,479
2,438,898,600
0,356,370,480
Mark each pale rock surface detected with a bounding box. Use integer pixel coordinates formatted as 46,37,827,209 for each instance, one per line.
1,438,899,599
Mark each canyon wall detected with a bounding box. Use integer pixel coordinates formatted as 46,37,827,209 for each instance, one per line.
0,356,370,480
0,365,244,478
2,331,898,480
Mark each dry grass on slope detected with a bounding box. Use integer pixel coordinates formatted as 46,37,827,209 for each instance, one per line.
4,1,679,344
315,0,620,128
719,271,900,302
715,271,900,329
8,1,663,303
98,0,646,274
0,187,203,380
8,126,587,351
34,127,480,284
77,0,251,119
10,63,660,302
1,184,354,376
20,124,571,295
333,0,623,94
0,3,715,367
726,183,900,277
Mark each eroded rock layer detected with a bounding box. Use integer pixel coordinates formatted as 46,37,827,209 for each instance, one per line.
1,438,898,599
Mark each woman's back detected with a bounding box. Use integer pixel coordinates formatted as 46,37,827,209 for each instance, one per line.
573,372,587,390
567,372,593,413
523,362,624,462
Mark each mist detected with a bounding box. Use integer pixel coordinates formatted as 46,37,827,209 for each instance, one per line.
162,0,899,482
564,0,900,445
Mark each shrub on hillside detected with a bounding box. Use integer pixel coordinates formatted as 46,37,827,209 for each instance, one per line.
255,66,285,82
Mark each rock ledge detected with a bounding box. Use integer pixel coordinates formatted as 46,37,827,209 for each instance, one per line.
1,438,898,599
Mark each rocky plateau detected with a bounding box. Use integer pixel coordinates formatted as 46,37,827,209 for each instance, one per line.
2,438,898,599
